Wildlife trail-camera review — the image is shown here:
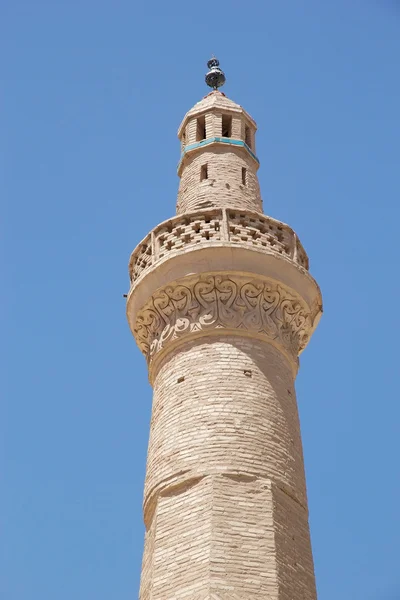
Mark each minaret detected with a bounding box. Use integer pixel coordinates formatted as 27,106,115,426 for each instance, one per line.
127,58,322,600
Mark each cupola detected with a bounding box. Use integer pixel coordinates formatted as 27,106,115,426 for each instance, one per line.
176,59,262,214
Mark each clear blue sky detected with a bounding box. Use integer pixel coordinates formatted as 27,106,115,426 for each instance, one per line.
2,1,400,599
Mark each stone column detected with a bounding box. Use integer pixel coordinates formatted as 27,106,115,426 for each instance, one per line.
126,88,322,600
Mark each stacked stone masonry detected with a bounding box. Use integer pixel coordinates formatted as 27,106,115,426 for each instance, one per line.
177,146,262,214
140,337,316,599
126,88,322,599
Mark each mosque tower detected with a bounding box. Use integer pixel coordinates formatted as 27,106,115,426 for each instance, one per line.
126,58,323,599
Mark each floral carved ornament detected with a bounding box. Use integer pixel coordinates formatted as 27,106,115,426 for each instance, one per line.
133,275,314,363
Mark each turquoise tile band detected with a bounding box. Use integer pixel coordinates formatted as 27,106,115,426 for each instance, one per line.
178,137,259,171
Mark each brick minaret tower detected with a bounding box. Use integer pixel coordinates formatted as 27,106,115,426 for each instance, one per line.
127,58,322,600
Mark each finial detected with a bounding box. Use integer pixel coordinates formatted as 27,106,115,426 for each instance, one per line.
205,56,226,90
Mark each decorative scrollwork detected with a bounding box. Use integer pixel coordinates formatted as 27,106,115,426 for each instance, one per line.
133,275,314,363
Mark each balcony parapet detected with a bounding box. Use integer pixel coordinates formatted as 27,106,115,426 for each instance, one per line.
128,208,309,286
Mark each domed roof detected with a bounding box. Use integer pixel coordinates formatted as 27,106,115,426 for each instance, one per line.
177,90,256,137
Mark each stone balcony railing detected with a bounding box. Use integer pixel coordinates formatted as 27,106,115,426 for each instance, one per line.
128,208,309,284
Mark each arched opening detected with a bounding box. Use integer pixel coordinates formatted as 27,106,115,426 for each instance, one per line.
245,125,252,149
222,114,232,138
196,116,206,141
200,164,208,181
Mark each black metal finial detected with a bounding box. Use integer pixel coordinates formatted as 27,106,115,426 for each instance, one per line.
205,56,226,90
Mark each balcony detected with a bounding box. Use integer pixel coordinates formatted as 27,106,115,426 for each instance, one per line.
129,208,309,285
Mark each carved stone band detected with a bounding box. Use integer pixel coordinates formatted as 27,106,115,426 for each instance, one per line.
133,274,319,371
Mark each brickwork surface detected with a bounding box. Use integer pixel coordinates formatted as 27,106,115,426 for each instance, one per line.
177,147,262,214
139,337,316,599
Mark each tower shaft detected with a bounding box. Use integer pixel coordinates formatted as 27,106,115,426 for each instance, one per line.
141,336,316,599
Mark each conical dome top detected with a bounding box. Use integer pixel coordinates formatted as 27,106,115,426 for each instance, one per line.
178,91,256,138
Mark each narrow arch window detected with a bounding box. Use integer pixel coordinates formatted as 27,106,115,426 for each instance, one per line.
181,132,186,150
242,167,247,185
245,125,252,148
200,164,208,181
196,116,206,141
222,114,232,138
